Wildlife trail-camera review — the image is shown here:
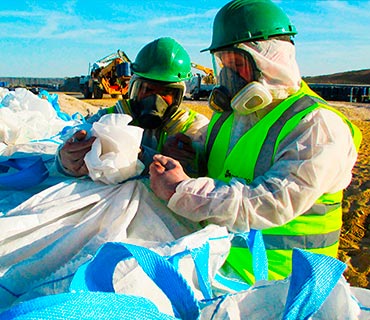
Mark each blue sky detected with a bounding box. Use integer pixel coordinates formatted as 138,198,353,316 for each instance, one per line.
1,0,369,78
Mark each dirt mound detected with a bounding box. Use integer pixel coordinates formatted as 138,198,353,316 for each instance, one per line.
304,68,370,84
56,93,102,118
339,116,370,288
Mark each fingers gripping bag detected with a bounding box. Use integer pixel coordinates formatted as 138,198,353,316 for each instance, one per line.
84,114,145,184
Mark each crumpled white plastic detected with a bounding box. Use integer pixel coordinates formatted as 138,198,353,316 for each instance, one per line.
0,88,74,146
84,113,145,184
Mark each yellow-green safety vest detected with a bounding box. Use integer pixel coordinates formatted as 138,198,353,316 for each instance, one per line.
205,81,362,284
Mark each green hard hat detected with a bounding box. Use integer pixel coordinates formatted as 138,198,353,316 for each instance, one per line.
131,37,192,82
202,0,297,52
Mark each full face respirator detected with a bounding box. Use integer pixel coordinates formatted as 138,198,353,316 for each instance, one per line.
209,49,272,115
133,94,170,129
129,77,184,129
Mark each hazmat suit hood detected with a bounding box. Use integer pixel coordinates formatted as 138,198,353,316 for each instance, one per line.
236,39,301,100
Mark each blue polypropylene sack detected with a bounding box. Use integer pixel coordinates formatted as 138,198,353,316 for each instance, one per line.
0,156,49,190
282,249,346,319
71,242,200,320
231,229,268,282
38,90,72,121
201,248,349,320
0,292,176,320
0,242,201,320
0,228,355,320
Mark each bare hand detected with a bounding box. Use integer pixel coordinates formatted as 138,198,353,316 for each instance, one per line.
149,154,190,201
59,130,96,177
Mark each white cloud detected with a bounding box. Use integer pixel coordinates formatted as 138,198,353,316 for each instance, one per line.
1,0,369,77
147,9,218,26
0,10,42,18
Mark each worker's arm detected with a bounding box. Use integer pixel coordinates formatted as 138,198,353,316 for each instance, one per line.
55,108,109,177
149,154,190,201
152,109,358,233
56,130,96,177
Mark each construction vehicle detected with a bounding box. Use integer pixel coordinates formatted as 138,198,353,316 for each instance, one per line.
79,50,131,99
185,62,216,100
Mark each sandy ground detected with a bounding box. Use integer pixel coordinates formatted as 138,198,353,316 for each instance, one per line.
56,92,370,289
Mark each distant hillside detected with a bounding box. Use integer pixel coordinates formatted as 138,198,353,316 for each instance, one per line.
2,68,370,92
303,69,370,85
0,77,80,92
0,77,64,87
59,77,81,92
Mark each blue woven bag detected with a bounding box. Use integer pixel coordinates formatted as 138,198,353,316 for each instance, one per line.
0,241,202,320
0,229,355,320
0,156,49,190
0,292,175,320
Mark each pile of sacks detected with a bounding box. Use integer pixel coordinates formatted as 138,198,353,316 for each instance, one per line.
0,88,79,153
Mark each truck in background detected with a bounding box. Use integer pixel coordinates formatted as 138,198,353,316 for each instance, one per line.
79,50,131,99
185,62,216,100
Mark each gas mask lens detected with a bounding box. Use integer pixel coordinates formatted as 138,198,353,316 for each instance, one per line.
209,48,271,115
130,79,183,107
130,78,184,129
209,49,253,112
213,49,255,92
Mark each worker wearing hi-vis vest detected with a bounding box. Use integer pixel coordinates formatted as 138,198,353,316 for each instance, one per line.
149,0,362,283
57,37,208,178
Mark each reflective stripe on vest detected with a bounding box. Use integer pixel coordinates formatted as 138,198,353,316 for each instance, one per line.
205,82,361,281
303,202,341,215
232,229,340,250
158,109,197,152
254,95,325,177
262,229,341,250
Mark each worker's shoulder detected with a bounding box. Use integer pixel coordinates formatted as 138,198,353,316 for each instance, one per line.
310,98,352,125
176,106,209,123
301,103,355,140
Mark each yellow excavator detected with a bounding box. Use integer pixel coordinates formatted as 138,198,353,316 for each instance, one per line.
191,63,215,84
79,50,131,99
186,62,216,100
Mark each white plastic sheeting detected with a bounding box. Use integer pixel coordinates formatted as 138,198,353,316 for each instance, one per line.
85,114,145,184
0,178,201,311
0,88,77,149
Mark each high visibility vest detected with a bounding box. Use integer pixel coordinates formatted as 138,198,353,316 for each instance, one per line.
206,82,362,283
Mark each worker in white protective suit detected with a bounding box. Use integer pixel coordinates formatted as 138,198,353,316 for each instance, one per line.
57,37,208,178
149,0,362,284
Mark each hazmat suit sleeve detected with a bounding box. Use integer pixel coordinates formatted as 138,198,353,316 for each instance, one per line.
167,108,358,233
56,106,209,177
